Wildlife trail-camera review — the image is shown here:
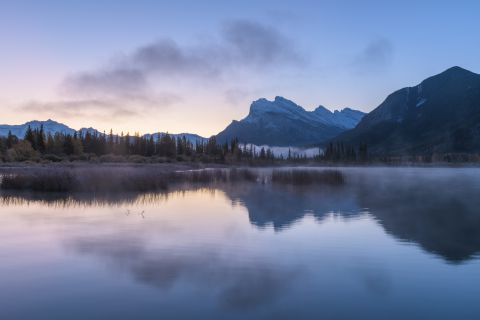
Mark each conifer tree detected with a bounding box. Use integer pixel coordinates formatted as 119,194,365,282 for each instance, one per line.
36,125,46,153
24,126,36,150
6,131,15,148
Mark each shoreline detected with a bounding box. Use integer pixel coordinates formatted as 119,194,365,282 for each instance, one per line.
1,161,480,170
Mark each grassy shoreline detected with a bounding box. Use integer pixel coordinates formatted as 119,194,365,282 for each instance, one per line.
0,165,345,192
1,160,480,170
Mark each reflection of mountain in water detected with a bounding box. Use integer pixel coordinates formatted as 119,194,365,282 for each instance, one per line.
221,169,480,263
223,184,362,231
355,172,480,263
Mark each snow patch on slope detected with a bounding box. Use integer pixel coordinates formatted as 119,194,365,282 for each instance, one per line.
416,98,427,108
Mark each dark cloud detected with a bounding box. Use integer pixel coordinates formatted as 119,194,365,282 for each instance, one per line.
131,39,224,77
20,99,139,120
223,20,302,67
352,38,394,74
62,68,148,98
62,20,302,98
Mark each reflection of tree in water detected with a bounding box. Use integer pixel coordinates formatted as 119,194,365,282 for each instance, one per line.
3,169,480,263
0,187,209,208
2,187,302,313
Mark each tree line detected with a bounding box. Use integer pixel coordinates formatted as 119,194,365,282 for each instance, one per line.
321,142,368,162
0,125,369,163
0,126,278,163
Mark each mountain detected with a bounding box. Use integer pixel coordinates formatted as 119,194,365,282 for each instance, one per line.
0,119,206,144
334,66,480,155
216,96,365,146
0,119,77,138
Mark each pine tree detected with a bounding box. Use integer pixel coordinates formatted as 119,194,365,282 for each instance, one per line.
63,135,75,155
24,126,36,150
358,143,368,162
260,147,266,159
147,135,155,157
108,129,114,153
124,133,131,155
46,134,55,154
37,125,46,153
6,131,15,148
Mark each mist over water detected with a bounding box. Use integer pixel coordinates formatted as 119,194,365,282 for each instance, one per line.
1,167,480,319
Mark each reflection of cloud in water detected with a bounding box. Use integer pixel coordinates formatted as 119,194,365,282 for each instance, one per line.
66,233,298,311
350,261,392,296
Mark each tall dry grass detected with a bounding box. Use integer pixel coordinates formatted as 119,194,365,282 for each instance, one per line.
271,169,345,185
0,167,345,192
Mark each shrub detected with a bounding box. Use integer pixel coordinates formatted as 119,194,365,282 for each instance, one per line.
6,141,38,162
43,154,63,162
128,155,147,163
271,169,345,185
99,154,126,163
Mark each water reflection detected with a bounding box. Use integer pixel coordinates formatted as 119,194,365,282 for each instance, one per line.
67,234,298,311
1,168,480,319
224,184,361,230
223,168,480,263
353,168,480,263
2,168,480,263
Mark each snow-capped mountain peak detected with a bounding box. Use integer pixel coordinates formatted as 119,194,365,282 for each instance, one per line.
216,96,365,146
247,96,303,118
245,97,364,129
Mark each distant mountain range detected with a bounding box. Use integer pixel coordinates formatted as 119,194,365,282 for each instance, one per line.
0,119,207,145
0,119,96,138
334,66,480,155
216,96,365,146
2,66,479,155
0,98,365,148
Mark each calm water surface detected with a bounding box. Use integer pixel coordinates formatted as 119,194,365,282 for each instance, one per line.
1,167,480,319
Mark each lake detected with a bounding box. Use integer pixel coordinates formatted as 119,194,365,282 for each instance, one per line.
1,167,480,319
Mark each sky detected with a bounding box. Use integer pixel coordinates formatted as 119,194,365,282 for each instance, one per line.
1,0,479,136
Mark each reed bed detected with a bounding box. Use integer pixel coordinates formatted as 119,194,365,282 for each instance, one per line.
0,168,259,192
1,171,75,192
0,167,345,192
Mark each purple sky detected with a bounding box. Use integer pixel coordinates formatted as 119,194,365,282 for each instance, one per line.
1,0,479,135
